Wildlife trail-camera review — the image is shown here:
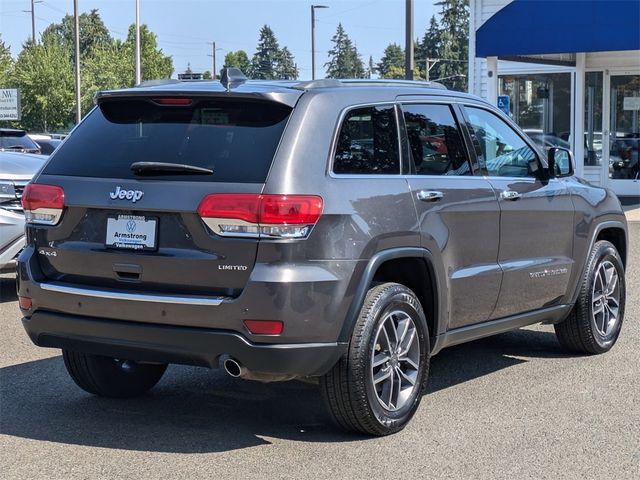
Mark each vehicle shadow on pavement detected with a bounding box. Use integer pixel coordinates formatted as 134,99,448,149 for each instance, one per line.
0,329,572,453
0,276,17,303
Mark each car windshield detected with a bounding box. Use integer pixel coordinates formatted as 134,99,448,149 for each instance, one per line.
0,134,39,151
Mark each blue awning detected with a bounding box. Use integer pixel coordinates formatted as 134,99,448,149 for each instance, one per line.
476,0,640,57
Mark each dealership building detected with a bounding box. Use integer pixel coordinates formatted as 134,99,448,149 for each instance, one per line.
468,0,640,197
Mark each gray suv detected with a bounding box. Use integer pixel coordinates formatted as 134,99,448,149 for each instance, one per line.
17,72,628,436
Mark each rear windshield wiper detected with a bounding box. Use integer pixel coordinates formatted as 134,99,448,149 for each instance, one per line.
130,161,213,175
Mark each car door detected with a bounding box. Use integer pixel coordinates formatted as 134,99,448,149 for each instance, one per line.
461,105,575,319
400,102,502,329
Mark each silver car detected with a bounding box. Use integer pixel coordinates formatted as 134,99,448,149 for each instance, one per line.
0,152,46,272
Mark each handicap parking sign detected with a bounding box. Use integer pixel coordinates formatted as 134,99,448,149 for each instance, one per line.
498,95,510,115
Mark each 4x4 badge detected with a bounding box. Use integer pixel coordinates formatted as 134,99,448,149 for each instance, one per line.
109,186,144,203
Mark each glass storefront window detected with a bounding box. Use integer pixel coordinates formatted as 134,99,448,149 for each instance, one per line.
609,74,640,180
585,72,604,166
498,73,572,152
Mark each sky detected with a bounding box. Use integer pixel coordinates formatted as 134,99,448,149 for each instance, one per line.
0,0,439,79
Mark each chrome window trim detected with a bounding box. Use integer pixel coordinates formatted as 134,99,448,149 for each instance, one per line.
39,282,227,306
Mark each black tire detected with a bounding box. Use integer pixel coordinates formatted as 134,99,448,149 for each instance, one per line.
555,240,626,354
62,350,167,398
320,282,430,436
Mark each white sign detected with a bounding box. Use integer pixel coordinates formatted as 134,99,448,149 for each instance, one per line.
0,88,20,120
623,97,640,111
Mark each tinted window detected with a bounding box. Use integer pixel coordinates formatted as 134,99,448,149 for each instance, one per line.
43,99,292,183
465,106,538,178
402,104,471,176
0,134,39,151
333,105,399,174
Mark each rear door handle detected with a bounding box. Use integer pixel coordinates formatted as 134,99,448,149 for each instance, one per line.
417,190,444,202
500,190,521,201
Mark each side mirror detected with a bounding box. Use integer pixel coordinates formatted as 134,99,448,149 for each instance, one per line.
547,147,574,178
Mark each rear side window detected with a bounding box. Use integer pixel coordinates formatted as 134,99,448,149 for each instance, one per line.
401,104,471,176
43,98,292,183
333,105,399,174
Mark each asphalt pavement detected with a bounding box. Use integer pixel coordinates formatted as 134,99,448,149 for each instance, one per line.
1,224,638,479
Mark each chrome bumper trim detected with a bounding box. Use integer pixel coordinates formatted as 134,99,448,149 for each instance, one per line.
38,282,226,306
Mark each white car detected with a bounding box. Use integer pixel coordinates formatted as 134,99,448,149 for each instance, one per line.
0,152,47,272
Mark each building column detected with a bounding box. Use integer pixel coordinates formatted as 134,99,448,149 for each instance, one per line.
486,56,498,105
574,52,586,177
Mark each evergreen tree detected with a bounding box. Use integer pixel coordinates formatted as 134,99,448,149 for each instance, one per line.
433,0,469,91
223,50,251,73
250,25,281,79
377,43,405,79
416,15,442,81
276,47,298,80
325,23,365,79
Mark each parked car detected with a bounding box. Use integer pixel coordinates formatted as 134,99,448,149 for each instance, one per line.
0,128,40,154
17,72,628,436
33,138,62,155
0,151,47,272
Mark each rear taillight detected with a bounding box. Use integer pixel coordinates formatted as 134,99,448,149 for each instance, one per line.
21,184,65,225
197,194,323,239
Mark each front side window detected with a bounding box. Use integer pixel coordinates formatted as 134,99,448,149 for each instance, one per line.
333,105,399,174
465,106,538,178
402,104,471,176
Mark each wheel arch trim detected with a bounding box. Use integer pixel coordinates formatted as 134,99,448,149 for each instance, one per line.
338,247,446,344
570,220,628,306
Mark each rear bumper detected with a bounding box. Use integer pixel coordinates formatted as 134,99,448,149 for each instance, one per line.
22,311,347,376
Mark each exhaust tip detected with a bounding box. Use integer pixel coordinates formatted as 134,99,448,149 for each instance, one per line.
223,357,242,377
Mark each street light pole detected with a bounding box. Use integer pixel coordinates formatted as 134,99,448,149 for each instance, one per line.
311,5,328,80
405,0,414,80
73,0,81,123
135,0,141,84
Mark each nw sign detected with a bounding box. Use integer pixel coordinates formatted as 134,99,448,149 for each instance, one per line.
0,89,21,121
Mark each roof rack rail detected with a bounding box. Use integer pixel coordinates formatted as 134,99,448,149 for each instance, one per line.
292,78,447,91
340,79,447,90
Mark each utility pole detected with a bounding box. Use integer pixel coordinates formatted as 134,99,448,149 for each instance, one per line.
31,0,36,43
73,0,81,124
135,0,141,84
311,5,328,80
212,42,216,79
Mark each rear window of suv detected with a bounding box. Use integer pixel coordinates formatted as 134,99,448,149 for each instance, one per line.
42,98,292,183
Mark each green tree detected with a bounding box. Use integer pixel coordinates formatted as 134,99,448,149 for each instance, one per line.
250,25,281,79
42,9,111,59
223,50,251,73
123,24,173,82
12,36,74,131
202,70,212,80
325,23,365,79
416,15,442,81
0,36,13,87
276,47,298,80
433,0,468,90
377,43,405,78
81,42,129,113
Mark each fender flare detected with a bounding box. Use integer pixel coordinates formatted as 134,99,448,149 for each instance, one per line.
337,247,446,344
569,220,628,305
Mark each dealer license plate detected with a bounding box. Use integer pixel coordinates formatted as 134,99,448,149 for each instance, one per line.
105,215,158,251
